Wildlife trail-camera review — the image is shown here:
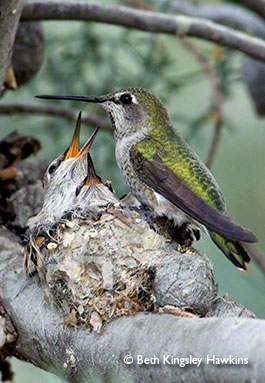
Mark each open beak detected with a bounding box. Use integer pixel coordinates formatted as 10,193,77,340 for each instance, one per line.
85,154,101,186
75,126,99,160
36,94,101,103
41,103,102,187
64,112,100,163
64,111,82,161
72,121,101,186
73,124,101,187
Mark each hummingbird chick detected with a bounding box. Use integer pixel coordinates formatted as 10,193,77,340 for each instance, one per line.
24,113,98,275
36,88,259,270
27,112,98,235
74,150,119,218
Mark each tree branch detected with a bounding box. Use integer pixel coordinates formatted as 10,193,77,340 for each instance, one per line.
233,0,265,20
0,155,262,382
0,0,24,92
11,21,45,87
205,119,223,170
169,1,265,117
0,103,111,131
21,1,265,61
0,228,263,383
179,38,223,169
170,1,265,39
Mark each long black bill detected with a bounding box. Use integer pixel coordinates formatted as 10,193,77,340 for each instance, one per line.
35,94,101,103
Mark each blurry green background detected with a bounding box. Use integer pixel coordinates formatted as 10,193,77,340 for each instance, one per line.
1,0,264,381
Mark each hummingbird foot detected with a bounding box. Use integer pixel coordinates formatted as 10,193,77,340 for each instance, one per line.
143,212,170,236
192,227,201,241
176,223,200,248
142,211,201,251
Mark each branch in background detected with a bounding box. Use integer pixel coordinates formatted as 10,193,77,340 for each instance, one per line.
21,1,265,61
0,0,24,92
177,41,265,269
233,0,265,20
245,244,265,279
0,103,111,132
169,1,265,117
180,38,223,169
241,57,265,115
205,119,223,170
170,1,265,39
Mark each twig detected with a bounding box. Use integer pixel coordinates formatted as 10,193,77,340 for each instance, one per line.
0,103,111,131
180,38,223,169
21,1,265,61
107,206,143,232
205,119,222,169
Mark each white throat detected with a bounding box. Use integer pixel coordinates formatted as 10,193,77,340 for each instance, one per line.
115,127,149,168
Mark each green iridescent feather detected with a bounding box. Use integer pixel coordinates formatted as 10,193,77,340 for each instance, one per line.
135,125,225,212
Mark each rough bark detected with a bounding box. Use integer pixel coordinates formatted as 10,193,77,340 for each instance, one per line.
0,159,263,383
21,1,265,61
0,0,24,92
12,21,45,87
0,236,263,383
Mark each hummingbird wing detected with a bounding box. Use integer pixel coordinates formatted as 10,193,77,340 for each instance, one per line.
130,145,258,243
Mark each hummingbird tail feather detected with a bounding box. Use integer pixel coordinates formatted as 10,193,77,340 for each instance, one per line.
209,231,250,271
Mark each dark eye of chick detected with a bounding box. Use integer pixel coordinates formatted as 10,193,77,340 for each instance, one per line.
119,93,132,105
48,164,57,175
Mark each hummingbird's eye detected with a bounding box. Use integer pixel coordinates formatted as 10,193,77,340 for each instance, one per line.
119,93,132,105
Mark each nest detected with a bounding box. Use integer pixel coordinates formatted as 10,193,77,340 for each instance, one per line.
26,204,180,332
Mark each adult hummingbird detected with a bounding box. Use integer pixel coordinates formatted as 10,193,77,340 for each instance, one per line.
36,88,258,270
